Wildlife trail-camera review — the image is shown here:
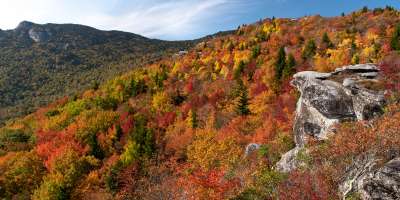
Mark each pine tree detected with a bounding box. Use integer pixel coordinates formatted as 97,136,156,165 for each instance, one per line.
275,46,286,81
352,54,360,64
235,79,250,116
252,45,261,58
234,60,246,80
302,39,316,59
391,24,400,51
187,109,198,128
283,53,296,78
322,32,334,49
361,6,368,13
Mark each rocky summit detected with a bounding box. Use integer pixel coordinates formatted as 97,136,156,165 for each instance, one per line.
277,64,386,172
291,63,385,146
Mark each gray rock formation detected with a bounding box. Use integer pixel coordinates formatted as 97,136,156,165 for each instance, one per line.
276,147,304,172
339,155,400,200
15,21,51,42
276,64,385,172
244,143,260,156
339,154,379,199
28,27,51,42
291,63,385,146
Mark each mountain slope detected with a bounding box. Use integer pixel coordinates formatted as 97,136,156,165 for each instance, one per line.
1,7,400,200
0,21,196,124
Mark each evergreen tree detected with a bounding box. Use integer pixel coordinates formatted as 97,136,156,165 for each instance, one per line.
234,60,246,80
283,53,296,78
302,39,317,59
172,89,186,106
130,114,154,158
235,79,250,116
275,46,286,81
391,24,400,51
352,54,360,64
322,32,334,49
187,109,198,128
361,6,368,13
252,45,261,58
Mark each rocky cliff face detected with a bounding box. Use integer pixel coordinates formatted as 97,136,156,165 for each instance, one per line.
291,63,385,146
339,155,400,200
276,64,400,199
277,64,385,171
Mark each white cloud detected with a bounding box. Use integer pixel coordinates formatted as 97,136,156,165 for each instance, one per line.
0,0,230,40
82,0,229,39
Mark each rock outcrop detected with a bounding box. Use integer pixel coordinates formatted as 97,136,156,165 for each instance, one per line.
276,147,304,172
291,63,385,146
276,64,385,172
15,21,51,42
339,155,400,200
244,143,260,156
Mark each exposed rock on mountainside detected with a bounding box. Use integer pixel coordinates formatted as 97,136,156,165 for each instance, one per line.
291,63,385,146
276,147,304,173
277,64,386,172
339,155,400,200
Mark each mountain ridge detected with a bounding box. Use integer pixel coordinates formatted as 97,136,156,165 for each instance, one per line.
0,21,199,124
1,7,400,199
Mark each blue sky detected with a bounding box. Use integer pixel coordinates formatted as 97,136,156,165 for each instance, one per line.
0,0,399,40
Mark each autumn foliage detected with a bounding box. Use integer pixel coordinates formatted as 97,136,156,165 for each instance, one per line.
1,7,400,199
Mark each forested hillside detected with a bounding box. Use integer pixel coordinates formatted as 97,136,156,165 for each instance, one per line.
0,21,197,124
1,6,400,200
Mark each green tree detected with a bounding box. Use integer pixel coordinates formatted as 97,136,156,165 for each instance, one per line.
361,6,368,13
302,39,317,59
352,54,360,64
391,24,400,51
235,79,250,116
234,60,246,80
283,53,296,78
321,32,334,49
275,46,286,81
252,45,261,58
130,114,154,158
187,109,198,128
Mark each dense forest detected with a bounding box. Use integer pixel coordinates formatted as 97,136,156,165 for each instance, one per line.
0,21,197,124
1,6,400,199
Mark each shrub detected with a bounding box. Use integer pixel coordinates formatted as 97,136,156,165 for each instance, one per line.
0,151,46,199
187,128,241,170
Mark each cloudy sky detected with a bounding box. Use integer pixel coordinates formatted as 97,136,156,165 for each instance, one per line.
0,0,399,40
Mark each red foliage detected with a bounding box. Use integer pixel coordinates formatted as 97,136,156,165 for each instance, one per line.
380,53,400,93
185,77,195,94
36,129,87,170
156,111,176,129
207,89,225,107
250,82,268,96
278,170,331,200
180,168,241,200
119,113,134,135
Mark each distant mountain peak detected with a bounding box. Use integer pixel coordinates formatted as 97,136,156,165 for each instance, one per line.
16,21,36,30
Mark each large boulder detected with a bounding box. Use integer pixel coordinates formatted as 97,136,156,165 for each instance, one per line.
291,64,385,146
275,147,306,173
277,64,385,172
